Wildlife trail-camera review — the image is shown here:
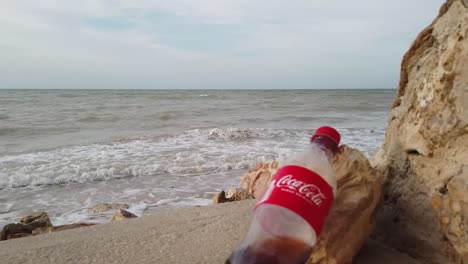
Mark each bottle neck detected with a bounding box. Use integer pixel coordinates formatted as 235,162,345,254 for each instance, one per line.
311,136,339,160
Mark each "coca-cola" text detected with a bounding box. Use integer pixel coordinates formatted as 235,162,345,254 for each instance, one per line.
276,175,326,206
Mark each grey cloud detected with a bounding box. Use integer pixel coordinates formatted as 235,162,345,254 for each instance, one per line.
0,0,445,89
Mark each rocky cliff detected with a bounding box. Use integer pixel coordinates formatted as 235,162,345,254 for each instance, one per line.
372,0,468,263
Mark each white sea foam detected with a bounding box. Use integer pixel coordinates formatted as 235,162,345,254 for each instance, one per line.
0,127,384,190
52,208,95,226
44,197,213,227
150,197,213,208
0,202,13,214
0,127,384,227
0,90,394,228
126,202,149,217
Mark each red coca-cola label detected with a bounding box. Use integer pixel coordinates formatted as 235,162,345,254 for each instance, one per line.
256,165,334,235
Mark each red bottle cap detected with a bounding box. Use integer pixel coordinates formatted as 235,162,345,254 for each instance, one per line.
311,126,341,145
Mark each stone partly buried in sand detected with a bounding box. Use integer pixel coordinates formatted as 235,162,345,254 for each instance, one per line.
372,0,467,263
0,212,52,240
1,207,137,240
111,209,138,222
235,146,384,264
0,212,96,240
213,188,254,204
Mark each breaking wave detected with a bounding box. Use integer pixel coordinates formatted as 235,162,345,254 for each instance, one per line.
0,127,384,190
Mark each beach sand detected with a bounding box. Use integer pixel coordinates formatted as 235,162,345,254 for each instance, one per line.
0,200,419,264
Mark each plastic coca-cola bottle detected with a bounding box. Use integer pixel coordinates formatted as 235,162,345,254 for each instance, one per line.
226,126,340,264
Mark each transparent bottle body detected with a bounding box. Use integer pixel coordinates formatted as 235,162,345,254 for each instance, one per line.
228,142,337,264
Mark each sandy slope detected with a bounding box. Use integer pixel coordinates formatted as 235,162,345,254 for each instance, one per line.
0,200,419,264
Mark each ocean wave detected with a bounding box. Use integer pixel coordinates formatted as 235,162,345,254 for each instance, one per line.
159,113,176,121
0,114,9,120
185,127,299,139
78,116,100,123
0,202,13,214
77,115,120,123
57,93,83,98
0,127,22,136
0,127,384,190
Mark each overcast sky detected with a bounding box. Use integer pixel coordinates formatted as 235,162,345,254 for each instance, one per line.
0,0,444,89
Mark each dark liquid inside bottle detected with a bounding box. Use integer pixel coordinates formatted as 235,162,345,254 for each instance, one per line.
226,236,312,264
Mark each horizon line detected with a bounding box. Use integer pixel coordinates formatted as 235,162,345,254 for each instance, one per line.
0,88,397,90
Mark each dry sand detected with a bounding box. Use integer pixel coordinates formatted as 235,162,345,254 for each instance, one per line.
0,200,419,264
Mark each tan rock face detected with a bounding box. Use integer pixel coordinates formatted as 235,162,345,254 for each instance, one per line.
239,161,279,199
1,212,95,240
111,209,138,222
213,190,228,204
372,0,467,263
19,212,51,226
226,188,253,201
240,146,383,264
6,232,31,240
213,188,254,204
0,212,52,240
